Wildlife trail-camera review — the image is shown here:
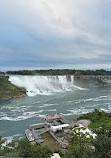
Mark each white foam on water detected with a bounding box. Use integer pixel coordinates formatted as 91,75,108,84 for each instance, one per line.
9,75,84,96
66,96,109,105
64,108,93,116
39,103,58,108
0,109,57,121
100,108,111,112
2,134,23,147
82,96,108,102
1,105,31,114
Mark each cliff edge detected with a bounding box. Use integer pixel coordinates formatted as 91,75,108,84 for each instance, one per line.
74,75,111,88
0,75,26,100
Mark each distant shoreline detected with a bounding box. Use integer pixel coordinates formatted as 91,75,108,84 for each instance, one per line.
5,69,111,76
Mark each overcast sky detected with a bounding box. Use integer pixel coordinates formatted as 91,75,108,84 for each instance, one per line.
0,0,111,71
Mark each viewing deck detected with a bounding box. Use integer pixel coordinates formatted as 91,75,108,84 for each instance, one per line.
25,113,70,149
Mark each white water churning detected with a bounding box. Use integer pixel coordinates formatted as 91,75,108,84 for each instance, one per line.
9,75,83,96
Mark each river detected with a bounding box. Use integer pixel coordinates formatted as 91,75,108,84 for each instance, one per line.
0,75,111,143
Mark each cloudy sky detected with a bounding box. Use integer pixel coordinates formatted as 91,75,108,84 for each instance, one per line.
0,0,111,71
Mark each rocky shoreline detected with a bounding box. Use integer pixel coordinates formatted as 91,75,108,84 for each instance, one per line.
0,93,27,101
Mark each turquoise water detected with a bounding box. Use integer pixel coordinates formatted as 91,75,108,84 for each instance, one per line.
0,86,111,142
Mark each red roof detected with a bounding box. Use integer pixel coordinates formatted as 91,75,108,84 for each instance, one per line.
46,113,60,116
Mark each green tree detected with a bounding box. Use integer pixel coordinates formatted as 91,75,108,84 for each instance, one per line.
69,127,93,146
92,134,111,158
0,137,52,158
64,130,111,158
0,136,5,156
74,71,82,76
17,138,52,158
64,127,93,158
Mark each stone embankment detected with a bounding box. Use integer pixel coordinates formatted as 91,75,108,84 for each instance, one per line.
74,75,111,88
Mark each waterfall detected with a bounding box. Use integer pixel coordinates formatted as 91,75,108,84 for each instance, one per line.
9,75,83,96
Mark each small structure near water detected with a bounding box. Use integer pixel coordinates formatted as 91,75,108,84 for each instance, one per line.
25,113,70,148
25,113,94,149
45,113,69,132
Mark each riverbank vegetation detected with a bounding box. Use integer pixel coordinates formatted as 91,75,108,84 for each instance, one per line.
0,134,111,158
0,110,111,157
0,137,53,158
6,69,111,76
77,109,111,136
0,76,26,100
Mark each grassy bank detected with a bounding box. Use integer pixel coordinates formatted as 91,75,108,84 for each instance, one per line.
0,75,26,100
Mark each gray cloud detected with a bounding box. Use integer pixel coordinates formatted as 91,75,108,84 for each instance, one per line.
0,0,111,70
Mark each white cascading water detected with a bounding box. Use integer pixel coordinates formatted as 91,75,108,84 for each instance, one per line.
9,75,83,96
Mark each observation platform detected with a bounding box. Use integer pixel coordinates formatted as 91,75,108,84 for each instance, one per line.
25,113,70,148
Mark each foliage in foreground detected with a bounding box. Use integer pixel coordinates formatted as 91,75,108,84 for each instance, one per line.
0,138,52,158
1,130,110,158
1,134,111,158
1,110,111,158
63,109,111,158
77,109,111,136
64,133,111,158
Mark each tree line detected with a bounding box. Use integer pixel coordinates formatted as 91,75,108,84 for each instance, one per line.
6,69,111,75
